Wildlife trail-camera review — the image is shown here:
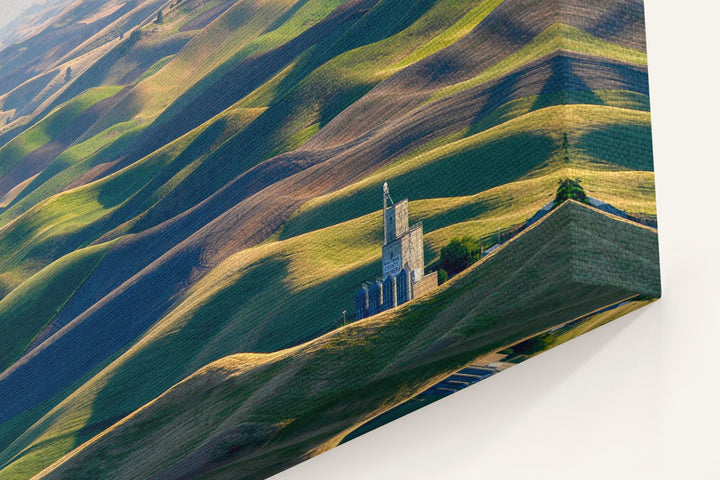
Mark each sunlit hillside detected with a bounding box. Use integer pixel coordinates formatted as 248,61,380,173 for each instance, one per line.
0,1,658,478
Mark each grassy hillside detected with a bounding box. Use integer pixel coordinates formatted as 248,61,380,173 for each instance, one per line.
279,104,654,239
30,202,660,480
0,0,164,124
0,96,655,436
0,86,123,195
0,176,535,476
0,241,114,371
0,0,659,478
0,165,655,479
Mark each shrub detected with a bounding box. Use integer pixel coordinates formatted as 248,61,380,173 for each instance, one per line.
440,236,480,276
554,178,587,205
438,269,448,285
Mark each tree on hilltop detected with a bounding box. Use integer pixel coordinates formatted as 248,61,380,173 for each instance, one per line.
554,178,588,206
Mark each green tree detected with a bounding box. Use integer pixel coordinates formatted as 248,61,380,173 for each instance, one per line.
554,178,587,205
440,236,480,276
561,132,570,163
64,66,72,82
156,10,163,23
437,269,449,285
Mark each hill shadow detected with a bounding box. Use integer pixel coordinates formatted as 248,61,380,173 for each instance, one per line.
280,131,555,239
529,54,603,112
587,0,646,50
2,70,57,116
0,242,206,426
76,254,379,461
580,123,654,171
116,0,385,172
108,0,443,184
461,51,648,141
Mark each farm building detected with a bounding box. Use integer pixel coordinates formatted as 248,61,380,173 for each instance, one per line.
355,183,438,321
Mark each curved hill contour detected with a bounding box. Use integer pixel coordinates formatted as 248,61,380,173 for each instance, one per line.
0,1,658,479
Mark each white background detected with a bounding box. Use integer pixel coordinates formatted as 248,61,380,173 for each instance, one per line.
273,2,720,478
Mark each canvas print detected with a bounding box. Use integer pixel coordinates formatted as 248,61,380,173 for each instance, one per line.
0,0,659,478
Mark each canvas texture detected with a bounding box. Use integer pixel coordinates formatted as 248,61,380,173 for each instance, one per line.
0,0,659,478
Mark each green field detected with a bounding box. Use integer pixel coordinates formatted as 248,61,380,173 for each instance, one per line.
0,0,659,478
31,202,660,480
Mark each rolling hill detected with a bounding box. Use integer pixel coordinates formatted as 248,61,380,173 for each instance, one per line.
0,0,659,478
29,201,661,480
